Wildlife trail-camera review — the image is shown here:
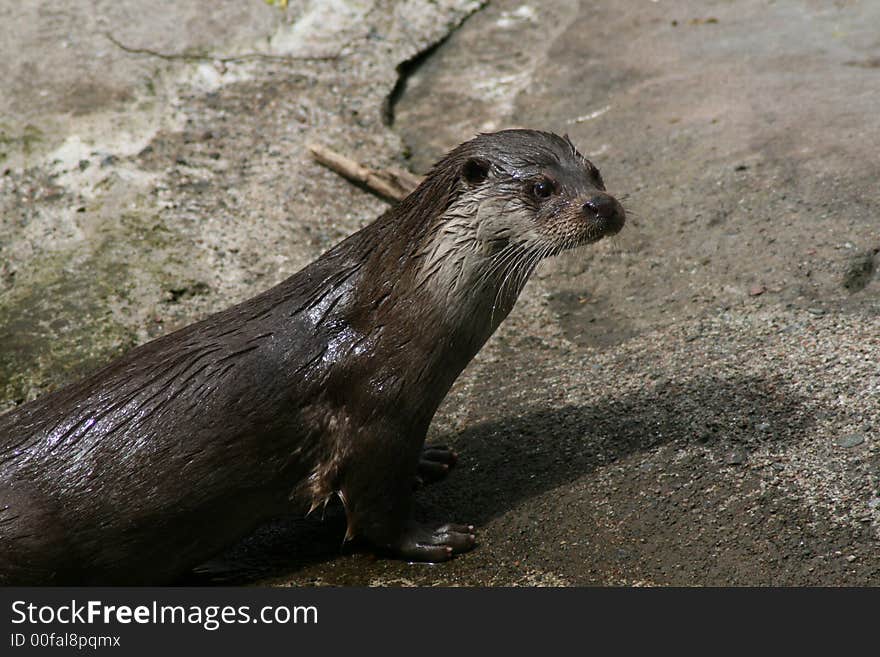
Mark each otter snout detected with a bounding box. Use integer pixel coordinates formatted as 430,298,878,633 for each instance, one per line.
582,192,625,236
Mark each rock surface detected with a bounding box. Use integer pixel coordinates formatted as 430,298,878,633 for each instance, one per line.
1,0,878,585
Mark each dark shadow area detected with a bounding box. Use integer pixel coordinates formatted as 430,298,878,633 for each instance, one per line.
421,372,818,534
183,371,816,584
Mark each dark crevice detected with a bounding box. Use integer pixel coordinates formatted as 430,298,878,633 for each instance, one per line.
383,2,487,128
383,38,446,127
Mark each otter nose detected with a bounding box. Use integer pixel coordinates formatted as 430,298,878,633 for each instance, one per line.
582,194,618,220
582,193,625,235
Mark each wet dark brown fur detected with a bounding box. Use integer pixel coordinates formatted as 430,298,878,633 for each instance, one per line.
0,130,625,584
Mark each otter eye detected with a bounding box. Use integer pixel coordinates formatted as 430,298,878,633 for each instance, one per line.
532,179,555,199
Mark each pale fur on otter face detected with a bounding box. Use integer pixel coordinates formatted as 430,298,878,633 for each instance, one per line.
413,130,624,319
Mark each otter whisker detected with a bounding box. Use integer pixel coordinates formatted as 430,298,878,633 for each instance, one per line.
478,241,525,292
492,241,546,320
490,242,532,321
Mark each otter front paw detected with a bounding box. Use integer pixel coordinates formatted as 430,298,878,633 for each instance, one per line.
393,522,476,562
415,445,458,488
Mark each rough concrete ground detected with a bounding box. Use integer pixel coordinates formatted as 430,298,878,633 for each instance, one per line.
1,0,878,585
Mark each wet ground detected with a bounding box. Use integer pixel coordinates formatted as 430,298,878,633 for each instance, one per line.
1,0,878,585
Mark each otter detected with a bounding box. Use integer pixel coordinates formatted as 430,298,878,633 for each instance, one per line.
0,129,625,584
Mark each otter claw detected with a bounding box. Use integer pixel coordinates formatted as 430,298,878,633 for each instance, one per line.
415,445,458,488
395,522,476,562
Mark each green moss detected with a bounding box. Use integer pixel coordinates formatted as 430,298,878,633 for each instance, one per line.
0,210,188,405
20,124,43,157
0,268,138,403
0,123,44,156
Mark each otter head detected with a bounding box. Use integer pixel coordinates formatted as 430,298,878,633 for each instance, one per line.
414,129,625,309
456,129,624,252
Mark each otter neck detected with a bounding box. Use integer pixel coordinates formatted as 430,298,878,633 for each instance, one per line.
363,193,539,364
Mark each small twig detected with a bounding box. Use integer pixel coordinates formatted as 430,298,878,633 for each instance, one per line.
104,32,340,64
307,143,421,202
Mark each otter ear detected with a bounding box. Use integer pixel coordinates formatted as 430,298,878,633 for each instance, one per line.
462,157,490,185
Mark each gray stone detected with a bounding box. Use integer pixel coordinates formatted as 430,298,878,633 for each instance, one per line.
836,434,865,449
725,448,748,466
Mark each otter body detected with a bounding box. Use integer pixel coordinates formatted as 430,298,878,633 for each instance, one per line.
0,130,625,584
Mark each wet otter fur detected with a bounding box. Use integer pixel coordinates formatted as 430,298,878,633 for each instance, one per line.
0,129,625,584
